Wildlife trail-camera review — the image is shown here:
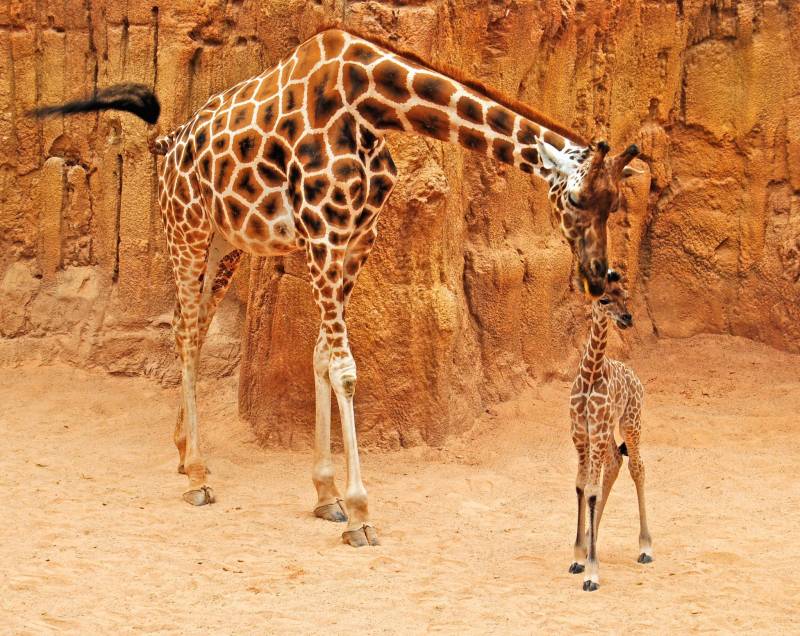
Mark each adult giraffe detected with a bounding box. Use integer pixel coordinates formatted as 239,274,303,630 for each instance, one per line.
33,26,641,547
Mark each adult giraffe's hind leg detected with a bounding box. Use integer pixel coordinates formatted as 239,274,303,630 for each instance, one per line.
173,245,243,475
163,192,227,506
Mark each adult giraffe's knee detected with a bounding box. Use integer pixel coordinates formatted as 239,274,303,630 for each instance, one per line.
329,353,357,398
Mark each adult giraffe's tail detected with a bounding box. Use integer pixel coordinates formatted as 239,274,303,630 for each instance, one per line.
29,82,160,125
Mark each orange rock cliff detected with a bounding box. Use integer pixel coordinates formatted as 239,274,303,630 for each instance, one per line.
1,1,798,446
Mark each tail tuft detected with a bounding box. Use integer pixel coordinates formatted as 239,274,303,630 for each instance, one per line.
28,83,160,124
618,442,628,456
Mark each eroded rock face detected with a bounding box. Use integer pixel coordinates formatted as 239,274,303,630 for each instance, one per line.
1,1,798,445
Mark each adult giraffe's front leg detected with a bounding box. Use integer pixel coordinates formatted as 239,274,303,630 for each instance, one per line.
311,327,347,523
304,224,382,547
298,138,394,545
335,216,384,545
329,332,376,547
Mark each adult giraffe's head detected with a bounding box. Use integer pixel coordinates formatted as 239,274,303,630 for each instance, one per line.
537,139,641,299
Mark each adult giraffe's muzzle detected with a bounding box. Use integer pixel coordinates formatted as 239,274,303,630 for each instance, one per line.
576,257,608,299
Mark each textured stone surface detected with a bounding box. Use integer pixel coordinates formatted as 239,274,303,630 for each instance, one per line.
1,1,798,445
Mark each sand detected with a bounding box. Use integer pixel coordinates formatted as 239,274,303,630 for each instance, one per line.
1,334,798,634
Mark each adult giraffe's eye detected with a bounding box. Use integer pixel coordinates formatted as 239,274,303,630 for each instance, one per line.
598,298,611,305
568,193,585,209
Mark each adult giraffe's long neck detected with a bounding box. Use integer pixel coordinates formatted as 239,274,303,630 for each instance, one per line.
328,29,588,180
580,304,608,384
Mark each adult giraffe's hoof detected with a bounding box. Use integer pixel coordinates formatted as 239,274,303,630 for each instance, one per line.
314,500,348,523
569,562,585,574
183,486,215,506
178,464,210,475
342,524,379,547
637,553,653,564
582,580,599,592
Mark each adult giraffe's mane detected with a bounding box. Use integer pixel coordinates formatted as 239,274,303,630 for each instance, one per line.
311,24,590,147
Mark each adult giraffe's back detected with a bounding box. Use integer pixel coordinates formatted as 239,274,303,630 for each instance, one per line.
32,26,641,547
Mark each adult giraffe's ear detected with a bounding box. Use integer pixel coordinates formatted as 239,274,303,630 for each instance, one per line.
621,164,646,178
535,138,570,173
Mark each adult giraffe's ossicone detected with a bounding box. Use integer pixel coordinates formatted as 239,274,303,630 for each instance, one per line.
31,26,641,546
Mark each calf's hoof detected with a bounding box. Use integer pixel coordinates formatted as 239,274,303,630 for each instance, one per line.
569,562,585,574
582,580,599,592
637,553,653,564
342,524,380,547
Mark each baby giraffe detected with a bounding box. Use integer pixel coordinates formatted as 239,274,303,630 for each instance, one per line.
568,269,652,591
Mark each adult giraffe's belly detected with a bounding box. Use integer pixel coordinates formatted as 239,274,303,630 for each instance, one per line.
209,186,302,257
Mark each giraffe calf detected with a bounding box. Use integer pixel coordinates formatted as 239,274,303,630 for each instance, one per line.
568,269,652,591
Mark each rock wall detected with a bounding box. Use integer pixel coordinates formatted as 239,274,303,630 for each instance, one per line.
1,1,798,445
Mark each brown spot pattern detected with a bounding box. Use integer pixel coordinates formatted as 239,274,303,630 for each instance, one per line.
343,63,369,103
303,175,330,206
235,79,258,102
407,105,450,141
233,168,262,203
487,106,514,135
321,30,345,59
492,138,515,164
258,192,283,220
282,84,303,113
457,96,484,124
373,60,410,102
357,98,404,131
343,42,378,63
458,127,487,153
214,155,234,191
229,102,254,131
543,129,566,150
307,61,343,129
254,71,279,101
296,133,328,170
518,122,540,144
413,73,456,106
276,112,303,144
232,131,258,163
291,39,322,80
256,97,278,133
329,113,358,154
256,161,285,187
224,195,247,230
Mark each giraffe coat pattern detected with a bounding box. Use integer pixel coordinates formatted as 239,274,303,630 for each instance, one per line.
32,27,641,546
568,271,652,589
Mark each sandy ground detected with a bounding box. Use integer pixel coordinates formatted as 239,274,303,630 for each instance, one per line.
1,334,799,634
